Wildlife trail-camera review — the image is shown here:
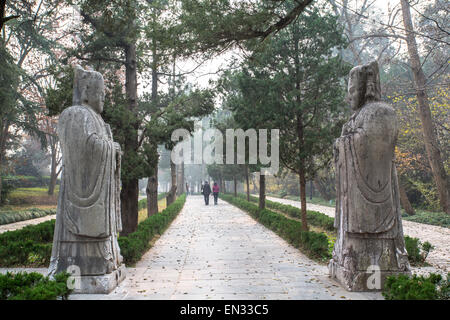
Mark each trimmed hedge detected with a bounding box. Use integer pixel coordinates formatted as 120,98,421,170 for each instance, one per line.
0,208,56,225
0,220,55,267
403,211,450,228
221,194,330,260
383,272,449,300
118,194,186,265
240,194,335,231
1,175,59,188
0,272,71,300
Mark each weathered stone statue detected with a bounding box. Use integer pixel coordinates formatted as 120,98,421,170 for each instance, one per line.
328,61,410,291
48,65,125,293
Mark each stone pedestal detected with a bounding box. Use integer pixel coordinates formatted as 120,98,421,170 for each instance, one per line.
329,259,410,292
71,264,126,294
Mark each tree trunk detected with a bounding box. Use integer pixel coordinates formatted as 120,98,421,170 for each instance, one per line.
299,171,309,231
259,174,265,209
245,165,250,201
178,161,185,195
221,179,226,194
146,44,159,217
0,120,10,203
309,180,313,200
401,0,450,214
399,183,415,215
252,174,259,193
313,177,332,201
120,43,139,235
48,160,57,195
166,159,177,206
120,179,139,236
296,112,309,231
293,24,309,231
146,152,159,217
48,142,58,196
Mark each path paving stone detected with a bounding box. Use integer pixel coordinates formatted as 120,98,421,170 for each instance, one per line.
265,196,450,273
0,215,55,234
70,195,382,300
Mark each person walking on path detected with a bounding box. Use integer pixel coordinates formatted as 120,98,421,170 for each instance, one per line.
185,183,189,195
212,182,220,205
201,181,211,205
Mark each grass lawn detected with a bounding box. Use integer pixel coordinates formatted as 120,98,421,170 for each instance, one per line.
4,187,59,206
402,210,450,228
267,193,448,228
0,205,57,213
138,198,167,223
266,193,335,207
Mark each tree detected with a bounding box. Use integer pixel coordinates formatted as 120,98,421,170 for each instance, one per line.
0,0,18,31
219,4,349,230
400,0,449,214
64,0,147,235
0,46,19,202
1,1,66,203
40,116,61,195
176,0,314,54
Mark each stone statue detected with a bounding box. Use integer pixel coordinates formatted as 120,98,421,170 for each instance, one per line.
48,65,125,294
328,61,410,291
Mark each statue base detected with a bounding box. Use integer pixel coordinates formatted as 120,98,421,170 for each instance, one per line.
328,259,410,292
71,264,126,294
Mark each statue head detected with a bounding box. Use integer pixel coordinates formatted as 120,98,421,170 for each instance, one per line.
72,65,105,113
347,61,381,111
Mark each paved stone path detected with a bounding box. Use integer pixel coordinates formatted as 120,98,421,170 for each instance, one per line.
69,195,381,300
0,215,55,234
265,196,450,273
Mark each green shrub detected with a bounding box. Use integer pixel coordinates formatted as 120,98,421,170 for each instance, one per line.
239,194,335,231
0,220,56,267
119,194,186,265
1,176,59,189
0,271,71,300
0,208,56,225
404,235,434,265
403,211,450,228
383,273,449,300
221,194,330,260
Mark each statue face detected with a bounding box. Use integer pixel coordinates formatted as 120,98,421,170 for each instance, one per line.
88,78,105,114
364,64,379,101
366,69,375,96
348,67,362,111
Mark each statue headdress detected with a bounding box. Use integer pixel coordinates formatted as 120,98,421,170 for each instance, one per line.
72,65,104,106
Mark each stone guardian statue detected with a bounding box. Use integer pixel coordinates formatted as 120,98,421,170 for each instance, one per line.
48,65,125,294
328,61,411,291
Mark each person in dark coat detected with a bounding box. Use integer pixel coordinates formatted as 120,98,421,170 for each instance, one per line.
201,181,211,205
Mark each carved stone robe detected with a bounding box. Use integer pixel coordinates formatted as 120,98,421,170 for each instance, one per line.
330,101,410,290
49,105,122,276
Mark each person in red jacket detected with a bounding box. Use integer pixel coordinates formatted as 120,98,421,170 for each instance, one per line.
212,182,220,205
